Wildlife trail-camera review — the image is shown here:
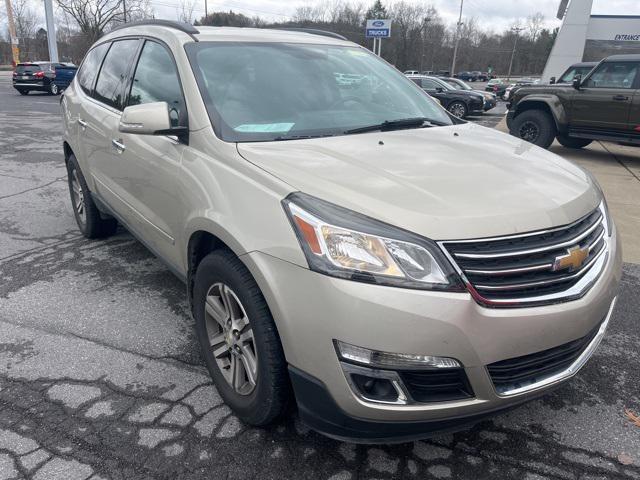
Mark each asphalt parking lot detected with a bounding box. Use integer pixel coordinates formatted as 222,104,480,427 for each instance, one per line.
0,76,639,480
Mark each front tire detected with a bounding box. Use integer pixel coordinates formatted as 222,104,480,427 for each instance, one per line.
194,250,290,426
510,110,556,149
66,155,118,238
17,89,28,95
556,135,592,149
447,101,468,119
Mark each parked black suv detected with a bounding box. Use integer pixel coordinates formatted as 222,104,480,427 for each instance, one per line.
12,62,68,95
408,75,485,118
507,55,640,149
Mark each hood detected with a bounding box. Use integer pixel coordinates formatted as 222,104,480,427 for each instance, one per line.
237,123,600,240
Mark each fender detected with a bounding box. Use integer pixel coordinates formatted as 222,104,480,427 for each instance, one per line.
514,94,569,133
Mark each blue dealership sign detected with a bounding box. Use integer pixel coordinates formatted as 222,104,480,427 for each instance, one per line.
366,19,391,38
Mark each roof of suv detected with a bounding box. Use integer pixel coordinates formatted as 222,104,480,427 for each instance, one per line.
104,21,351,46
603,54,640,62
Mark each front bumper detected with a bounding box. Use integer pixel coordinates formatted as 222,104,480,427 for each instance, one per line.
243,225,621,441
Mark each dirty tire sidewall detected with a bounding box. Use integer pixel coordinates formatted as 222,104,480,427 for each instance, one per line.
510,110,556,149
66,155,117,239
193,250,290,426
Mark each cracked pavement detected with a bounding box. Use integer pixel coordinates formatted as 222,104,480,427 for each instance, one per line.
0,76,639,479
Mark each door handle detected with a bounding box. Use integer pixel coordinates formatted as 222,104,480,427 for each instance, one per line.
77,118,87,129
111,139,126,152
613,95,629,101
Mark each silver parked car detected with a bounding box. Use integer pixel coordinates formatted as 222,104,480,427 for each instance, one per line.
61,21,621,442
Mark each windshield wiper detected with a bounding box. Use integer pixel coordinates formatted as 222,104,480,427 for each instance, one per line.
344,117,447,135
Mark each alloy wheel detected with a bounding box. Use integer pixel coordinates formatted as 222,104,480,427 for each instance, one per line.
448,102,466,118
205,282,258,395
518,121,540,142
71,169,86,226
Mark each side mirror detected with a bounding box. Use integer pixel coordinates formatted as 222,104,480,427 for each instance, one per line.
119,101,188,138
549,76,556,84
435,87,444,93
572,74,582,90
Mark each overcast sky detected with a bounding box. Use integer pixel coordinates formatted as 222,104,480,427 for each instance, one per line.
2,0,639,35
146,0,640,32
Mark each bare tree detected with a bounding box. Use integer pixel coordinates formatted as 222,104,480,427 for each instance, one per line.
526,12,544,41
55,0,151,44
177,0,196,24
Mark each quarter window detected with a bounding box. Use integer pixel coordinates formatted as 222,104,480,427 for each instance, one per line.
128,41,186,127
77,43,109,95
94,39,140,110
585,62,638,89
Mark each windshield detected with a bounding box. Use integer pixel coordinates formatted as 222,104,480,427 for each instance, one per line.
186,42,452,142
559,66,595,83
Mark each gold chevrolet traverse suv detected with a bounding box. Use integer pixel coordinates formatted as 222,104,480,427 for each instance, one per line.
61,20,622,442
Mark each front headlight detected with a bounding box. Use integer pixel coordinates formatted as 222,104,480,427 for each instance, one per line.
283,192,464,291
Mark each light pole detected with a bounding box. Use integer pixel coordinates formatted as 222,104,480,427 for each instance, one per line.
450,0,464,75
43,0,59,62
420,17,431,72
507,26,524,80
4,0,20,65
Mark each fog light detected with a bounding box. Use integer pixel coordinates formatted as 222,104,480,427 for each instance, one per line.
335,340,461,370
351,374,399,403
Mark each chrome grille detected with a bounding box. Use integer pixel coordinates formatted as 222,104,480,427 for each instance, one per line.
440,205,609,307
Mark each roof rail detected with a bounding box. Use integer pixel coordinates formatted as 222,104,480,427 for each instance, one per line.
110,20,200,39
275,28,347,41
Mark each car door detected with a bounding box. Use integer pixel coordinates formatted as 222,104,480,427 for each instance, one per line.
419,78,447,104
73,42,111,187
629,89,640,141
113,39,188,268
79,39,142,224
570,61,639,133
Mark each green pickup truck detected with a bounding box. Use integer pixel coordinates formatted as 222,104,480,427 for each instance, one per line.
507,54,640,149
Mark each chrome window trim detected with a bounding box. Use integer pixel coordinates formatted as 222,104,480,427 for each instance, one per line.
491,296,616,397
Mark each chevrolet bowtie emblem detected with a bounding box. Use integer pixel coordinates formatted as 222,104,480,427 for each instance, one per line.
552,246,589,272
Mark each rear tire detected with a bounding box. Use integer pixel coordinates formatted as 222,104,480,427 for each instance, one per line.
193,250,290,426
556,135,592,149
49,83,59,95
17,89,28,95
510,110,556,149
66,155,118,239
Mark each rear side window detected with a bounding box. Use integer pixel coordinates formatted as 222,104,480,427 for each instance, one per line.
16,64,42,74
77,43,110,95
94,39,140,110
128,41,186,127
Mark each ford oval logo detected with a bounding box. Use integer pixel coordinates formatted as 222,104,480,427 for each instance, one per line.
372,20,385,27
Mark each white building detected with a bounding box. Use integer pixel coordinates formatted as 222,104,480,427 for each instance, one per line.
542,0,640,82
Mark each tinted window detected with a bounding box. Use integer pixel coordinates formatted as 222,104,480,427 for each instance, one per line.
77,43,110,95
559,66,594,83
128,41,186,127
421,79,440,90
585,62,638,89
94,40,139,110
16,64,42,74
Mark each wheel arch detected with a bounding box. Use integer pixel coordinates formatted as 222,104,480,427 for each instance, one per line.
185,221,250,315
513,95,567,132
63,141,74,165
